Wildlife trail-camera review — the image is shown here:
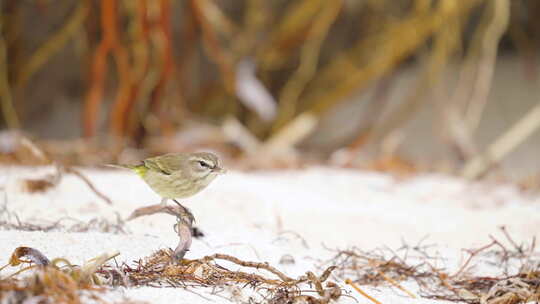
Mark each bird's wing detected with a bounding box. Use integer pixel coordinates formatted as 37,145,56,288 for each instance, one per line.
143,154,183,175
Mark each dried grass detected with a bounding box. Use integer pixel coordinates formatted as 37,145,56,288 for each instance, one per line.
319,228,540,304
0,247,116,304
2,226,540,304
103,249,341,303
1,245,340,304
0,202,127,234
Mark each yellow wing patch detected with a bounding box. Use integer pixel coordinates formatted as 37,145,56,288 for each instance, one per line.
132,165,148,177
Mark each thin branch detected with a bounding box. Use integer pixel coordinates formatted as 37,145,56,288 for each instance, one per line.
450,241,496,278
461,102,540,179
206,253,294,282
376,269,417,298
272,0,342,130
465,0,510,133
345,279,383,304
0,19,20,129
62,166,113,205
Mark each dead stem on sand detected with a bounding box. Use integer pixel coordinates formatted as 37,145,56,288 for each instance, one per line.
20,164,113,205
126,201,195,261
62,166,113,205
0,203,127,233
345,278,383,304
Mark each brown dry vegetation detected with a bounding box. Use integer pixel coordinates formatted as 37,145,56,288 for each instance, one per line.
2,227,540,304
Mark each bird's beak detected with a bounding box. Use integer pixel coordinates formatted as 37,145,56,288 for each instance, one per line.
212,166,227,174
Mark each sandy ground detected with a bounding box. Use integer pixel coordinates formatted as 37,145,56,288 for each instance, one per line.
1,166,539,303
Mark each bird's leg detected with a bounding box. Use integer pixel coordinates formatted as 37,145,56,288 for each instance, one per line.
170,200,204,238
160,197,168,206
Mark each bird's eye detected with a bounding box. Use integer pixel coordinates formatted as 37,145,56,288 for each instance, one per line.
198,161,210,168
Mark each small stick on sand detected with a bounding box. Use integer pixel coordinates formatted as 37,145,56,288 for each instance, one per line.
205,253,294,282
451,241,497,278
345,278,383,304
15,134,113,205
376,269,417,298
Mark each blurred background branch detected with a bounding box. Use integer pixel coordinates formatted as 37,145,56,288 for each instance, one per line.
0,0,539,184
0,15,19,129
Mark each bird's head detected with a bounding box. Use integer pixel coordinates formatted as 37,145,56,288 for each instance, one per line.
188,152,226,179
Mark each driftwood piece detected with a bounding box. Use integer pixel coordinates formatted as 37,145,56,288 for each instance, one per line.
127,199,195,261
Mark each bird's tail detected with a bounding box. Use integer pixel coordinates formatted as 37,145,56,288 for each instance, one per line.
105,163,148,177
105,163,136,170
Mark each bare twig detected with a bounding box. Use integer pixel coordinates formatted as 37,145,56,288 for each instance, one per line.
206,253,294,282
62,166,113,205
376,269,417,298
345,278,383,304
273,230,310,249
499,226,524,254
451,241,497,278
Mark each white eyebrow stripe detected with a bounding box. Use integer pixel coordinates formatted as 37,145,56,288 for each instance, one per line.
195,158,215,168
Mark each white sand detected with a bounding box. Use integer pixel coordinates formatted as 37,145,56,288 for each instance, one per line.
1,166,539,303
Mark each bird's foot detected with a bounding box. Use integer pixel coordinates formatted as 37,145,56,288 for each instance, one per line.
172,199,196,225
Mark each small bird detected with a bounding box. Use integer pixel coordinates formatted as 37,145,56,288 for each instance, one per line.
112,152,226,202
111,152,225,261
